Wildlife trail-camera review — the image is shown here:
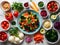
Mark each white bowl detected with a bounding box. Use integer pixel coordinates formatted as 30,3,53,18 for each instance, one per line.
40,9,48,18
45,29,60,44
47,1,59,13
0,31,8,42
0,20,10,31
38,1,44,9
1,1,11,12
43,19,53,30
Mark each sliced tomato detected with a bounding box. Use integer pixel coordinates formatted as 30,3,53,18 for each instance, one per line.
49,8,52,11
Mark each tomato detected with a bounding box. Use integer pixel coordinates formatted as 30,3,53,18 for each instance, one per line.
47,1,58,12
47,6,50,9
3,21,7,24
0,32,7,41
4,27,7,29
55,6,58,9
1,24,4,27
1,21,9,30
6,24,9,27
48,4,51,6
54,3,57,6
13,11,19,18
51,2,54,5
53,8,56,11
5,12,13,21
49,8,52,11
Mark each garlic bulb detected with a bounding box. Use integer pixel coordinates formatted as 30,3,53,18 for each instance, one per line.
19,32,24,39
15,37,20,42
8,36,15,43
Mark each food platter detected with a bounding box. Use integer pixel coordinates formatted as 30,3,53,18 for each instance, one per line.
0,0,60,45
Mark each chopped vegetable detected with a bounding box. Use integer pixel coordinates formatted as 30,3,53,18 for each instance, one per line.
34,32,44,43
9,27,19,37
45,29,58,42
12,2,24,12
25,36,32,43
19,11,39,32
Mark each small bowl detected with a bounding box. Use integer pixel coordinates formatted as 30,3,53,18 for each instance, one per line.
0,31,8,42
40,10,48,18
0,20,10,31
24,2,29,9
53,21,60,31
38,1,44,9
1,1,11,12
45,29,60,44
43,19,53,30
50,13,59,22
47,1,59,13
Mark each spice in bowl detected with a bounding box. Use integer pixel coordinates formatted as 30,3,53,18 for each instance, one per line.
1,1,10,11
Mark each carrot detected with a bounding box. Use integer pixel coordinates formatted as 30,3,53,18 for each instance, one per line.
32,2,39,11
30,5,38,12
30,0,39,12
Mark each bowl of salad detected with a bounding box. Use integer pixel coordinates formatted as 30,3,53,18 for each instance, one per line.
17,10,43,35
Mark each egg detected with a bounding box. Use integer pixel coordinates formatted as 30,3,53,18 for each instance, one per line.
8,36,15,43
18,32,24,39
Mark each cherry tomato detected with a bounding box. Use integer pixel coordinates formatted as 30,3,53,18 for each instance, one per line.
49,8,52,11
47,6,50,9
51,2,54,5
3,21,7,25
1,21,9,30
54,3,57,6
0,32,7,41
13,11,19,18
55,6,58,9
48,4,51,6
53,8,56,11
1,24,4,27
